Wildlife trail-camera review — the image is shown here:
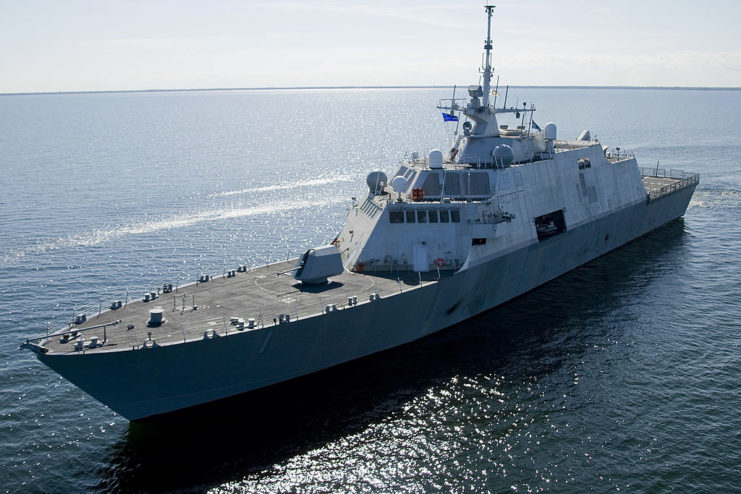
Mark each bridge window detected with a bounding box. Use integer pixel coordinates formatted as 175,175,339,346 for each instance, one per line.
417,210,427,223
444,173,461,195
395,165,410,178
428,210,438,223
440,210,450,223
467,172,491,196
422,173,442,196
405,210,415,223
389,211,404,223
451,210,461,223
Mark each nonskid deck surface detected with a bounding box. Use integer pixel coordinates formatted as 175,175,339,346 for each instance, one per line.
641,170,699,201
642,176,681,193
39,261,439,355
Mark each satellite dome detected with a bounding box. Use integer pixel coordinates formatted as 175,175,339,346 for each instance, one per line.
428,149,443,169
391,175,408,193
544,122,557,140
366,171,388,195
492,144,514,167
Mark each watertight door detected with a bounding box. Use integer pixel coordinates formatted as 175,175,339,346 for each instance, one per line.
413,244,429,272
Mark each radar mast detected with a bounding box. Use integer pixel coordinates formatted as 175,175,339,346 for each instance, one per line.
482,5,495,109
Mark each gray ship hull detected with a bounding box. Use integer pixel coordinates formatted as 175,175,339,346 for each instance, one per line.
38,185,695,420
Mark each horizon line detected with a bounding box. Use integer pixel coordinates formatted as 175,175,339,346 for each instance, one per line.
2,84,740,97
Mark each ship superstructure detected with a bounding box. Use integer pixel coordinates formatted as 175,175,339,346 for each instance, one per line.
21,6,699,421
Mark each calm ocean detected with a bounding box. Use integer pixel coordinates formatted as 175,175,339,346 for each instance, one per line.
0,88,739,492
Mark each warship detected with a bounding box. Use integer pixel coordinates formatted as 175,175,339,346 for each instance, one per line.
21,6,699,421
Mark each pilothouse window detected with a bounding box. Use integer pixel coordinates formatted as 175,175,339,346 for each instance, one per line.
388,208,460,225
444,173,461,196
422,173,442,197
396,166,410,178
464,172,491,196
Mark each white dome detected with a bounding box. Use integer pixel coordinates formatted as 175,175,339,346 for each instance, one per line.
544,122,557,140
391,175,409,193
429,149,443,169
366,171,388,195
492,144,514,167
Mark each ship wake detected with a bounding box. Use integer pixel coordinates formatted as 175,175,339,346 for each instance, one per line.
209,175,354,198
0,198,346,265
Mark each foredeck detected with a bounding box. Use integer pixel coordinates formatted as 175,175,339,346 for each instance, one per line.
31,261,442,355
640,167,699,202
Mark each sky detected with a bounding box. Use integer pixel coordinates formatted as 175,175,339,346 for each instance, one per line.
1,0,739,93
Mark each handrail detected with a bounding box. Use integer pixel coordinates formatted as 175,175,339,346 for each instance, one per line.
639,166,698,180
23,320,122,345
640,167,700,202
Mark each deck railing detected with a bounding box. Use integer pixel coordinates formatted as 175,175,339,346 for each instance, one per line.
640,167,700,202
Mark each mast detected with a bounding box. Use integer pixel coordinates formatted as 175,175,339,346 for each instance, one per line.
482,5,495,109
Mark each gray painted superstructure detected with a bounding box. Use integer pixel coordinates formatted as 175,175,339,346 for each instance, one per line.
21,7,699,421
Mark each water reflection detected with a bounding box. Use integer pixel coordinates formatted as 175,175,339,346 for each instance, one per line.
97,220,688,492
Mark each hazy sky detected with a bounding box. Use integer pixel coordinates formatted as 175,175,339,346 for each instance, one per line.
1,0,739,93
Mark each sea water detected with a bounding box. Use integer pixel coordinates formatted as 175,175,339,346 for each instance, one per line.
0,88,739,492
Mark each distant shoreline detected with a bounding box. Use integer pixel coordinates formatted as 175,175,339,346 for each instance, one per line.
2,85,739,97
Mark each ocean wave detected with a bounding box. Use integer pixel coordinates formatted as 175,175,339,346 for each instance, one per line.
209,175,354,198
0,198,345,265
689,186,741,210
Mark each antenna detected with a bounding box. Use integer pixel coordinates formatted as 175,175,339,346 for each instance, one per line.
521,102,527,127
492,74,500,108
452,85,461,135
482,5,495,108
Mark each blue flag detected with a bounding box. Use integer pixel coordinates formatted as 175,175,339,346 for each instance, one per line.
532,120,542,131
442,112,459,122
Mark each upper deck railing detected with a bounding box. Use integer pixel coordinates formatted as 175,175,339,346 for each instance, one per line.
640,167,700,202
